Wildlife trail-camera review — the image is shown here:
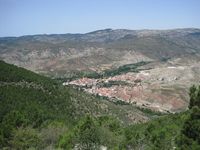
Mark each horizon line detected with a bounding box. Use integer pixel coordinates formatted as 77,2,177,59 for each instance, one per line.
1,27,200,38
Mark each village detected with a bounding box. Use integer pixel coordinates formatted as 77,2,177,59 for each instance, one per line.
63,67,189,113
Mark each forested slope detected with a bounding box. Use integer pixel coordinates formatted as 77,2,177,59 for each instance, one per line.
0,61,199,149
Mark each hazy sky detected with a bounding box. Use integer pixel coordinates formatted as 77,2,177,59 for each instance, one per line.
0,0,200,37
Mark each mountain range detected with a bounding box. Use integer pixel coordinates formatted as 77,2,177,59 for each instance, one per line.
1,28,200,77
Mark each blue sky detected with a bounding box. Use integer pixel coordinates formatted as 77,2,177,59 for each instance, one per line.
0,0,200,37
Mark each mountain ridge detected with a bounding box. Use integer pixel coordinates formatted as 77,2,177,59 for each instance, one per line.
1,28,199,38
1,28,200,76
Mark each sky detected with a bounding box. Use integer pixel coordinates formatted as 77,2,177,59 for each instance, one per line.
0,0,200,37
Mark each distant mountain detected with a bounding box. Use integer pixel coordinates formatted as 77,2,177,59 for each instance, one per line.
0,28,200,77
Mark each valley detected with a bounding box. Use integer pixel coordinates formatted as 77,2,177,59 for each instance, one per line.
1,28,200,149
1,28,200,114
0,60,200,149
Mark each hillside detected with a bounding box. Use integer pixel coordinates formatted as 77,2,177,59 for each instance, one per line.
0,61,200,149
0,28,200,76
0,61,154,149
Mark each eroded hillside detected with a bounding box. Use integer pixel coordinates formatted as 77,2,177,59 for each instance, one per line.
1,28,200,76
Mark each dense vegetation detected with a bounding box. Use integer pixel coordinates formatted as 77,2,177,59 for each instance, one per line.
59,86,200,150
0,60,200,149
57,61,150,81
0,61,75,149
103,61,150,77
177,85,200,149
0,61,149,149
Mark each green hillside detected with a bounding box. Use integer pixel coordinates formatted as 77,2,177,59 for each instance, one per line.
0,61,199,149
0,61,148,149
